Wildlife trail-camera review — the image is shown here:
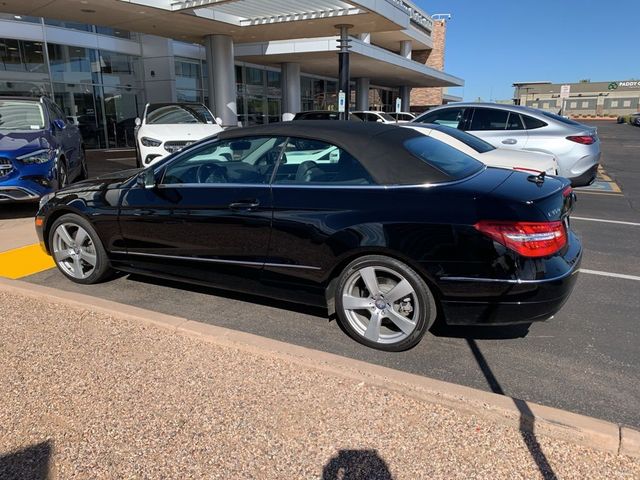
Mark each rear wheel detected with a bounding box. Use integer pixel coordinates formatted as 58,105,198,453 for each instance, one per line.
335,255,436,351
49,214,113,284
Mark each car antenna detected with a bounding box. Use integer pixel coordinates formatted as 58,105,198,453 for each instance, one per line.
527,171,546,186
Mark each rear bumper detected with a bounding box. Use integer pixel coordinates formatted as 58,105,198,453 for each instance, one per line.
568,163,598,187
437,235,582,326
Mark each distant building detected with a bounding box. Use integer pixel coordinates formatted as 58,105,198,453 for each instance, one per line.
513,80,640,117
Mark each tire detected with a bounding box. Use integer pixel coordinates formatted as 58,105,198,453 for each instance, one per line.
78,146,89,180
49,214,113,284
56,158,68,190
335,255,436,351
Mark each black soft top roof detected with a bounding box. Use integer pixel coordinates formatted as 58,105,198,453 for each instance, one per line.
218,121,452,185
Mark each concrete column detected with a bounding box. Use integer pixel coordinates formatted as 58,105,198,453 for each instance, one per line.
356,78,370,111
281,62,301,121
400,40,412,60
205,34,237,127
400,86,411,112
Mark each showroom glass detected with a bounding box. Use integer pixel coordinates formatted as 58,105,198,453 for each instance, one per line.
469,108,509,131
404,135,484,180
0,38,47,74
273,138,374,185
0,100,44,130
53,83,102,148
418,108,465,128
436,125,495,153
163,137,286,185
48,44,98,84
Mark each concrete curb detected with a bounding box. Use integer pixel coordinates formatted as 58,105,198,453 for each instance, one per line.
1,277,638,458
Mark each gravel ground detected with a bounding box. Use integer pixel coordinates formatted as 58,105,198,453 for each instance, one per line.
0,291,638,479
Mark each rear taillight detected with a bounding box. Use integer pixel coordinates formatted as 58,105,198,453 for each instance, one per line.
566,135,596,145
474,220,567,258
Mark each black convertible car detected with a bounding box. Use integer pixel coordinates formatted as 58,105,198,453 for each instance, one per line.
35,121,581,351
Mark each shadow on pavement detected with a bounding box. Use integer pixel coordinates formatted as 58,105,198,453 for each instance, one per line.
0,440,52,480
466,339,557,480
125,273,329,319
322,449,393,480
431,320,531,340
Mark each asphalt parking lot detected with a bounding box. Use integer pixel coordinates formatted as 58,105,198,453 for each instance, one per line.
3,121,639,428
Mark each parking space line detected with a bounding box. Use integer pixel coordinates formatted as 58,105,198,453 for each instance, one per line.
580,269,640,281
0,244,55,279
572,216,640,227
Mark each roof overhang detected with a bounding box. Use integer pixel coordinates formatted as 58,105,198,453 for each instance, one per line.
236,37,463,88
0,0,429,43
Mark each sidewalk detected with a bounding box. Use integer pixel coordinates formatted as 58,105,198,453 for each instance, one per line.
1,288,638,479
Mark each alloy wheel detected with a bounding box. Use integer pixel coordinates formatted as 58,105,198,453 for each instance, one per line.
52,223,97,280
341,266,419,345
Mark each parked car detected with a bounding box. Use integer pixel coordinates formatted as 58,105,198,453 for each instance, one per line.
135,102,223,167
36,121,581,351
351,111,397,124
292,111,362,121
388,112,416,122
413,103,601,186
0,96,86,203
630,113,640,127
404,124,558,175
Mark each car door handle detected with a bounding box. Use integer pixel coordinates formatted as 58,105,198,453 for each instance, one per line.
502,138,517,145
229,199,260,210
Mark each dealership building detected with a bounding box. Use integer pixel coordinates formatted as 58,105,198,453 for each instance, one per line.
0,0,463,150
513,80,640,117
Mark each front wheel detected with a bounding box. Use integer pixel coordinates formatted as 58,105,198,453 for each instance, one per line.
49,214,113,284
335,255,436,351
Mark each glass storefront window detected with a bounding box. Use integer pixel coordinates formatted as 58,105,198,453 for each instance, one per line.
95,26,139,41
47,44,97,84
176,89,202,103
0,38,47,74
53,83,103,149
102,86,144,149
98,50,142,88
246,67,264,86
175,57,202,91
45,19,93,32
0,13,41,23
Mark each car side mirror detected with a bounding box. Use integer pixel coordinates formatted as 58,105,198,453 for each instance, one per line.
53,119,66,130
135,117,141,127
136,169,156,189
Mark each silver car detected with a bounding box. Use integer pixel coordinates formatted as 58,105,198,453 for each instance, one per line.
412,103,601,186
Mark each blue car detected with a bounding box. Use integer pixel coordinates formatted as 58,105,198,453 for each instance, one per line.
0,96,87,203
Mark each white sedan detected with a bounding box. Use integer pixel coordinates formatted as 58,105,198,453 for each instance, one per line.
136,103,223,167
404,124,558,175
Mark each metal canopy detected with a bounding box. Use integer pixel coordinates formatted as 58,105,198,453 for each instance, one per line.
159,0,366,26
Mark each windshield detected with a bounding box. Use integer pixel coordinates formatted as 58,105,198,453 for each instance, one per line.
538,111,581,126
404,135,484,180
378,112,396,122
146,104,214,125
0,100,45,130
433,124,495,153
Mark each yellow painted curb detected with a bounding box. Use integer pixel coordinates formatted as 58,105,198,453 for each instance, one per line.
0,244,55,279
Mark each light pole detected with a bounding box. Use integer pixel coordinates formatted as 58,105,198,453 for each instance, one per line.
336,24,353,120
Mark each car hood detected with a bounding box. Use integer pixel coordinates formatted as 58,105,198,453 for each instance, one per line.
479,149,557,173
0,130,51,155
138,123,222,141
59,168,142,194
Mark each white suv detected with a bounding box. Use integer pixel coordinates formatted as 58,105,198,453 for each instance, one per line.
135,103,223,167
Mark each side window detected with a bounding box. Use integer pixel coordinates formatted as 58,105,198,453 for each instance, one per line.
521,115,548,130
274,137,374,185
162,136,286,185
416,108,464,128
506,112,524,130
469,108,509,131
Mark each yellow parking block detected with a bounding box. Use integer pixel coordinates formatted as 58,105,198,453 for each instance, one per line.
0,244,55,279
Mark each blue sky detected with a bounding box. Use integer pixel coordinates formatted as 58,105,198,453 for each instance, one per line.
413,0,640,101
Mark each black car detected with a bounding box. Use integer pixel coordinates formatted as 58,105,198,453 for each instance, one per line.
35,121,581,351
